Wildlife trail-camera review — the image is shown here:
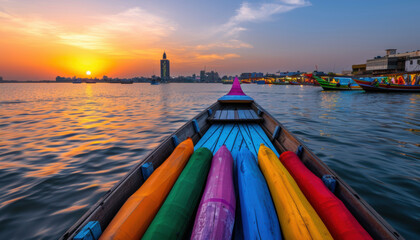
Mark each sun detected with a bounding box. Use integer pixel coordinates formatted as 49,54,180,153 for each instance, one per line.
86,70,91,76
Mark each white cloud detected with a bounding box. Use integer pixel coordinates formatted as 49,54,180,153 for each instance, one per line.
195,39,253,50
195,53,240,60
220,0,310,36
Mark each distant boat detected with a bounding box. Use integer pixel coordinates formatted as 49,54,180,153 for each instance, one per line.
72,79,82,84
314,76,362,90
151,79,160,85
256,80,266,85
85,79,96,84
121,79,133,84
353,77,420,92
222,80,233,84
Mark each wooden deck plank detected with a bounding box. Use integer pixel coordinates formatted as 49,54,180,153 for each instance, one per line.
231,131,244,161
223,125,240,151
214,110,221,120
194,124,222,150
246,123,280,157
200,124,225,151
238,124,258,157
212,123,235,153
220,110,228,119
249,110,259,119
227,110,235,120
248,124,279,153
237,110,247,119
243,110,252,119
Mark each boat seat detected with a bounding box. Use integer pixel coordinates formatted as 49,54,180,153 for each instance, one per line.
208,109,263,123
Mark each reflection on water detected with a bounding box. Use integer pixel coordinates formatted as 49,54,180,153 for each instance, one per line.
0,83,419,239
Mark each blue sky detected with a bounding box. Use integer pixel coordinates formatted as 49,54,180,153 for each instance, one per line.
0,0,419,79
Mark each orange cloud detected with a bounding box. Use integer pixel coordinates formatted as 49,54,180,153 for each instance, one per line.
195,53,240,60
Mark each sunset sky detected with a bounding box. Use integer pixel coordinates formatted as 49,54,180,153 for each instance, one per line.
1,0,419,80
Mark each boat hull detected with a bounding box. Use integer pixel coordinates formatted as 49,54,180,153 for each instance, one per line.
354,79,420,92
315,76,362,91
321,85,361,91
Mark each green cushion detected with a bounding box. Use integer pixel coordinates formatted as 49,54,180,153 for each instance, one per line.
142,147,213,240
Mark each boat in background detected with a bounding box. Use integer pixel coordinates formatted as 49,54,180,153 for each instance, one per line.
72,79,82,84
61,77,402,240
150,79,160,85
314,76,362,91
222,79,233,84
354,77,420,92
85,79,96,84
121,79,134,84
241,79,251,84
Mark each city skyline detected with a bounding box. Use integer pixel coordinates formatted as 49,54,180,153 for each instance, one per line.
1,0,420,80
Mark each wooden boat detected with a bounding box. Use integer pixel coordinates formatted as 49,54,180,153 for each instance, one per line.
222,80,233,84
150,79,160,85
85,79,96,84
314,76,362,91
61,77,402,240
354,78,420,92
120,79,133,84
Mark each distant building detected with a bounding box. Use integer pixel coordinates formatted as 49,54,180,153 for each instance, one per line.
56,76,72,82
365,49,420,74
200,70,205,82
240,72,263,79
352,64,366,75
366,56,400,73
405,57,420,72
0,76,3,81
200,70,220,82
160,51,170,82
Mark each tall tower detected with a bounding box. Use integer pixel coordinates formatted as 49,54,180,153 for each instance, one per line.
160,51,170,82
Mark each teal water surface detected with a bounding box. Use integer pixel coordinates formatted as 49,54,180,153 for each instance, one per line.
0,83,419,239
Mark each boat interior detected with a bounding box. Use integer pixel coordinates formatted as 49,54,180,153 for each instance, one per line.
62,98,402,240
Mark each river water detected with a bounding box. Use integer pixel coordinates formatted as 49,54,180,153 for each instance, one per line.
0,83,418,239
